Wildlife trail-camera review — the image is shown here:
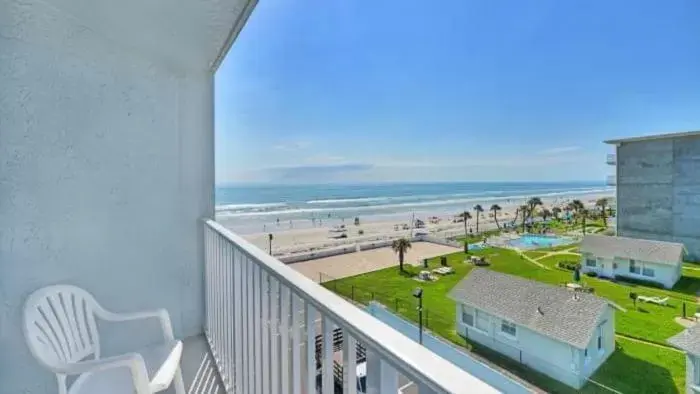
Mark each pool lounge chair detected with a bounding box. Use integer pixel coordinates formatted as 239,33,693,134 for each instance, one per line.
637,296,669,306
432,267,454,275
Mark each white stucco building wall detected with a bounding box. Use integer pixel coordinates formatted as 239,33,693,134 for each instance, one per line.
0,0,254,392
455,303,615,389
580,253,682,288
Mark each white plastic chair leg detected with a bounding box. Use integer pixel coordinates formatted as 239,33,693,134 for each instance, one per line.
174,367,186,394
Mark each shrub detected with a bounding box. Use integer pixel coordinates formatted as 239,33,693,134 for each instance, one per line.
358,229,364,235
557,261,579,271
586,271,598,277
615,275,665,289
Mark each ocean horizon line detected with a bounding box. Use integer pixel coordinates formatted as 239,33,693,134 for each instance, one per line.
215,179,606,188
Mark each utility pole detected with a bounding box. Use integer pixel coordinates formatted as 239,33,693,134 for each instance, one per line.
413,287,424,345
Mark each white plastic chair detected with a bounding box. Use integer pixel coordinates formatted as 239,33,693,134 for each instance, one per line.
23,285,186,394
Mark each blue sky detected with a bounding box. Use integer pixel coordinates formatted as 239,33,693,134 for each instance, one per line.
215,0,700,184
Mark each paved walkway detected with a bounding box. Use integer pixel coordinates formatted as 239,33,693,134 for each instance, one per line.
615,334,683,353
513,248,550,270
675,316,697,328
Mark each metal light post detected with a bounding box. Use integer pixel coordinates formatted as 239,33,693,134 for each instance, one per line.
268,233,273,254
413,287,424,345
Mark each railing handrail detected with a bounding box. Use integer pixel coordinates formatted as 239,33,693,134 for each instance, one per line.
205,219,500,394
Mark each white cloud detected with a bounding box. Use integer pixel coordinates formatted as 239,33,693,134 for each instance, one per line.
538,146,581,155
368,152,586,168
304,154,346,165
272,140,311,151
217,149,601,184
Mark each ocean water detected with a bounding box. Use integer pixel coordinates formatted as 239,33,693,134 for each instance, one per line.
216,182,611,234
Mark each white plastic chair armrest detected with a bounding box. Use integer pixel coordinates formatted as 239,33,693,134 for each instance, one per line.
55,353,151,394
97,308,175,341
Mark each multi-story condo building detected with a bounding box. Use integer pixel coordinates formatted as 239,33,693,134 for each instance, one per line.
605,130,700,261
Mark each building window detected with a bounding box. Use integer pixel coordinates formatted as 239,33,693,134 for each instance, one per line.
501,320,517,337
461,305,474,327
629,259,641,274
629,260,656,277
586,259,596,267
475,310,490,332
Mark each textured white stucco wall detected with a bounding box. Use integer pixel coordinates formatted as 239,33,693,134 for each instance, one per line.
0,0,254,391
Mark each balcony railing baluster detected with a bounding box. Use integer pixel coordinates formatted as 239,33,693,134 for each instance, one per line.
204,219,496,394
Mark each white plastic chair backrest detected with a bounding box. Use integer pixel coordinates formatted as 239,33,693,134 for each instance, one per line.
23,285,101,370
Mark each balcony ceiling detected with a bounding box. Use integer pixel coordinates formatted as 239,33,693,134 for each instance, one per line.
41,0,257,70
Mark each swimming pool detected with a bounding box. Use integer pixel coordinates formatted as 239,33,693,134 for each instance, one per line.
507,234,574,250
468,242,487,250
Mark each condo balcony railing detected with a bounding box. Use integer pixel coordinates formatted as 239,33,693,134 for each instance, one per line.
606,175,616,186
606,154,616,165
203,220,496,394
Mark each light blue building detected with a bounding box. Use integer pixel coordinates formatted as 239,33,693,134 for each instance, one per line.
449,269,616,389
668,325,700,394
579,234,685,288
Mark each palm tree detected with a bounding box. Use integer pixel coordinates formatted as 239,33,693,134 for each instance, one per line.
552,206,562,220
596,198,609,227
576,209,590,234
473,204,484,233
527,197,543,220
519,205,529,232
490,204,502,229
459,211,472,251
391,238,412,272
540,208,552,221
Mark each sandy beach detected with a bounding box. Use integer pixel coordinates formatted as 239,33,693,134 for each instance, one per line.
233,192,614,255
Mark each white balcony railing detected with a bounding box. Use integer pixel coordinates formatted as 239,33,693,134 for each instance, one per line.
606,154,616,165
606,175,616,186
204,220,496,394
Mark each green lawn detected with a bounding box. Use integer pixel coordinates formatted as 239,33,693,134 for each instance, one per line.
324,246,690,393
588,338,685,394
536,243,581,253
523,250,550,259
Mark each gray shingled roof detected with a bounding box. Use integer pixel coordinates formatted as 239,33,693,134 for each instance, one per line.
668,325,700,355
580,234,684,266
448,269,610,349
